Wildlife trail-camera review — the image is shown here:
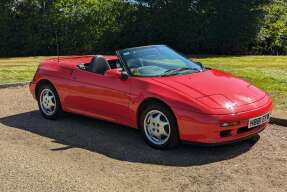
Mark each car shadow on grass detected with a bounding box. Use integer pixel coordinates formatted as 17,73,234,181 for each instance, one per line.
0,111,260,167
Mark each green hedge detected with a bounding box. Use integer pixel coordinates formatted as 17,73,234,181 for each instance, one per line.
0,0,286,56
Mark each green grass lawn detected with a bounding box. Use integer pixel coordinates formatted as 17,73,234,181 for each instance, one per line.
0,55,286,110
0,56,51,84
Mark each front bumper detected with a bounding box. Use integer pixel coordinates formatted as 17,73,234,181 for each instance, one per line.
182,123,268,145
177,97,272,144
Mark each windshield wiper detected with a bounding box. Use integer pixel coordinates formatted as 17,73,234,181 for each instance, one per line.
161,67,201,77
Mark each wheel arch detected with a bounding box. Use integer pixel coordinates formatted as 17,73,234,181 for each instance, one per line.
35,79,57,99
137,97,178,129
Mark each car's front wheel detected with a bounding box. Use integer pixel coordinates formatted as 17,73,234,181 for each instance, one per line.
37,83,62,120
140,103,179,149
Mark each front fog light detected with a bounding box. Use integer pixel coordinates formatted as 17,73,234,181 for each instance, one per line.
220,121,240,127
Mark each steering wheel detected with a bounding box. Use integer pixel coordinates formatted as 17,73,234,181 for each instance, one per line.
134,66,166,76
127,58,144,68
127,58,144,74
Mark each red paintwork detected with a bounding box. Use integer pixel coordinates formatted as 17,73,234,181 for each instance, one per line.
30,55,273,144
105,69,122,79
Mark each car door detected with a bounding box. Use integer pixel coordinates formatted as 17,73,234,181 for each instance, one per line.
66,69,131,124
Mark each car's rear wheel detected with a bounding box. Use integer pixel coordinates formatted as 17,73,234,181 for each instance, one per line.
140,103,179,149
37,84,62,119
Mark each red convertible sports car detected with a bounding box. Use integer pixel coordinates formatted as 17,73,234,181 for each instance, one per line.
30,45,272,149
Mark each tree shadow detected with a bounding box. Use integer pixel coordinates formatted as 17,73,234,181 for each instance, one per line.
0,111,260,167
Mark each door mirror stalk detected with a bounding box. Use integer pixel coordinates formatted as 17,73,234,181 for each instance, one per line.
120,71,129,80
105,69,129,80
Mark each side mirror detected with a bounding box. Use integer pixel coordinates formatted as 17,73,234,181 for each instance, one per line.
105,69,128,80
195,61,206,70
195,61,204,68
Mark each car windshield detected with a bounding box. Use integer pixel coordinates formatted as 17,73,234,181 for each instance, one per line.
117,45,204,77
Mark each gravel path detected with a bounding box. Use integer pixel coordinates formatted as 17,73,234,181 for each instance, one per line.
0,86,286,192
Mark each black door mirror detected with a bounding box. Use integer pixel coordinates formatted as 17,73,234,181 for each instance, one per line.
120,71,129,80
195,61,203,68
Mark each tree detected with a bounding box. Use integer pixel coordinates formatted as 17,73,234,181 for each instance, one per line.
255,0,287,54
133,0,270,54
0,0,286,56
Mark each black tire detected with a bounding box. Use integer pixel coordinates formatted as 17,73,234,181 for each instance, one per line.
139,103,180,149
37,83,62,120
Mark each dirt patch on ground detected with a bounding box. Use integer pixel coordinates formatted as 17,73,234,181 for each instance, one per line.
0,86,286,192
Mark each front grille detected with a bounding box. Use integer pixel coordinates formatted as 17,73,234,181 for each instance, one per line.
220,130,232,137
237,126,259,134
219,125,261,138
